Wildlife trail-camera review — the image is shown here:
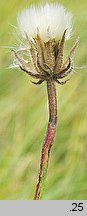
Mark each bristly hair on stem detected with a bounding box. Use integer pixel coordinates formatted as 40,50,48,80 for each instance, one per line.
34,79,57,199
11,3,79,200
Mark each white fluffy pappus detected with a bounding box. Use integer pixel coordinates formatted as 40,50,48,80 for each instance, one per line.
17,3,72,42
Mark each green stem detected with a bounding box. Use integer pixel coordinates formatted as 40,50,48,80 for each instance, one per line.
34,79,57,200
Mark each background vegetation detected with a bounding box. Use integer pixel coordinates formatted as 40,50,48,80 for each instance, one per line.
0,0,87,200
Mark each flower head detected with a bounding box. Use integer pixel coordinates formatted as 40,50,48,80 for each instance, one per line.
12,3,78,85
17,3,72,42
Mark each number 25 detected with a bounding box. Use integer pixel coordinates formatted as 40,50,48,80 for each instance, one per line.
72,203,83,211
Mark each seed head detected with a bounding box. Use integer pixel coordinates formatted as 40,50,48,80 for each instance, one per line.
12,3,78,85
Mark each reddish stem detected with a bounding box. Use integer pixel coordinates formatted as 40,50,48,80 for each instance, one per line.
34,79,57,200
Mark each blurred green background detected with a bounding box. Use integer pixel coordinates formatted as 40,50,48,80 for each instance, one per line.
0,0,87,200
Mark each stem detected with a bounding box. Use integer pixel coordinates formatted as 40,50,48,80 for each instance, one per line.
34,79,57,200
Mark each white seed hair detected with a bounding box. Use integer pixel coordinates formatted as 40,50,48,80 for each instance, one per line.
17,3,72,42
